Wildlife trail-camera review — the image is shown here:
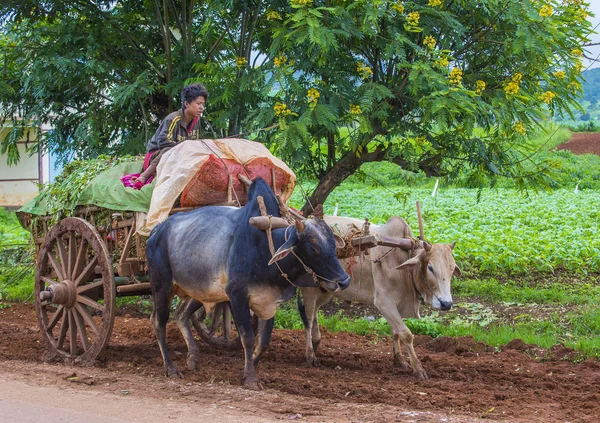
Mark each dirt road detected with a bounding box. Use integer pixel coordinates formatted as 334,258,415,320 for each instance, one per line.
1,303,599,422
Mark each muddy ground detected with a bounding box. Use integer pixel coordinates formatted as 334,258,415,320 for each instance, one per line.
556,132,600,155
1,303,599,422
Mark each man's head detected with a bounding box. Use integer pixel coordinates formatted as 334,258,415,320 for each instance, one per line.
181,84,208,117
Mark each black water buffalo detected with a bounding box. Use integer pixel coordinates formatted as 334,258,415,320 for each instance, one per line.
146,178,350,389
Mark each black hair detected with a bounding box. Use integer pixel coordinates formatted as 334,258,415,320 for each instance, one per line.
181,83,208,109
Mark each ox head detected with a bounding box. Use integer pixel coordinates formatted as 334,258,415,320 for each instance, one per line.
267,219,351,292
396,241,461,311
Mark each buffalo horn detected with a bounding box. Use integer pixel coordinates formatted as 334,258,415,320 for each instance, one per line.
249,216,290,230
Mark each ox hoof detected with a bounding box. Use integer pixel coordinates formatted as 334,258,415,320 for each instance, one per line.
413,369,428,380
243,377,264,391
306,356,319,367
187,355,200,371
312,340,321,353
393,355,410,371
166,365,183,379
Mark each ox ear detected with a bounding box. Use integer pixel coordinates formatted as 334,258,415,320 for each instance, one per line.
396,248,427,270
334,234,345,249
453,264,462,277
450,241,457,250
268,234,298,265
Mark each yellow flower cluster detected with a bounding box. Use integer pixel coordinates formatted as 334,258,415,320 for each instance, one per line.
274,53,287,67
538,91,556,104
406,11,420,27
513,121,527,135
266,10,282,20
553,70,566,79
566,0,583,6
307,88,320,103
435,56,449,68
236,57,247,68
290,0,313,7
475,80,486,94
357,62,373,79
428,0,442,7
573,60,583,74
572,48,583,56
539,5,553,18
449,67,462,85
349,104,362,115
423,35,436,50
274,102,293,116
504,73,523,95
392,3,404,14
576,8,588,21
568,81,581,92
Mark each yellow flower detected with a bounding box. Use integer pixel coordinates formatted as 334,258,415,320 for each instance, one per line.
576,8,588,21
428,0,442,7
349,104,362,115
274,102,293,116
475,80,486,94
290,0,313,7
566,0,583,6
504,81,519,95
392,3,404,14
307,88,320,103
274,53,287,68
357,61,373,79
553,70,566,79
568,81,581,92
406,11,420,27
512,73,523,83
435,56,449,68
449,67,462,85
513,121,527,135
266,10,282,20
236,57,247,68
539,5,553,18
573,59,583,74
538,91,556,104
423,35,436,50
572,48,583,56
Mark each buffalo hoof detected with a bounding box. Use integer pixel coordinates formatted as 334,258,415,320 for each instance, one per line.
187,355,200,371
243,377,264,391
166,365,183,379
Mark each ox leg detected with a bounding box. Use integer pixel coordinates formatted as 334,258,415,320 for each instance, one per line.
227,285,262,390
175,298,202,371
312,292,333,354
252,318,274,366
301,289,332,366
374,298,427,379
150,280,182,378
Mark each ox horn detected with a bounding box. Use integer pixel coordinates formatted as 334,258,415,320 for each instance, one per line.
249,216,291,230
422,240,432,251
295,219,305,233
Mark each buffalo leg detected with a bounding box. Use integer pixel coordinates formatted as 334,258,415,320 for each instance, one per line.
175,298,203,371
149,266,182,378
227,284,262,390
374,296,427,379
252,318,274,366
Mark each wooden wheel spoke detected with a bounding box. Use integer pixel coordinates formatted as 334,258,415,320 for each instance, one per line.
41,276,59,286
75,303,100,336
73,308,90,351
47,251,65,281
47,305,64,331
67,232,77,279
73,256,98,287
77,295,104,312
68,309,77,355
56,311,69,350
56,237,68,281
72,238,88,283
77,280,103,295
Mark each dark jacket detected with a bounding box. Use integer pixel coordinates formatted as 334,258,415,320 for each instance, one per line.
146,109,200,152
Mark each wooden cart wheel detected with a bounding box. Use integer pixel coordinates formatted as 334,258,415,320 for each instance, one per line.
35,217,116,363
191,302,242,350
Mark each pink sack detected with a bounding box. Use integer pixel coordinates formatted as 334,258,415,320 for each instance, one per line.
121,173,153,190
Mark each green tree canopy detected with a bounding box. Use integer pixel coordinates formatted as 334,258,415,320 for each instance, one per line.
0,0,594,212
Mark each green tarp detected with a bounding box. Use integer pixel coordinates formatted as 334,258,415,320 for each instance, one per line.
18,161,155,216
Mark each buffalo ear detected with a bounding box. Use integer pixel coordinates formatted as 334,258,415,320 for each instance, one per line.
453,264,462,277
334,234,345,249
268,235,297,265
396,248,427,270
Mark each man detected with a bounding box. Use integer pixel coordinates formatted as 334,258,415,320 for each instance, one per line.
131,83,208,187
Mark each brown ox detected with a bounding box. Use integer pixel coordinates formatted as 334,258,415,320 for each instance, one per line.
299,215,460,379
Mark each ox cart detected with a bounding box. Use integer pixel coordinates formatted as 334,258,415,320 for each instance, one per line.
17,142,416,365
